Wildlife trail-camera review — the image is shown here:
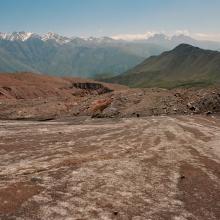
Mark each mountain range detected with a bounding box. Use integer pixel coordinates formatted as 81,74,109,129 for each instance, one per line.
0,32,168,77
0,32,118,44
105,44,220,88
0,32,220,78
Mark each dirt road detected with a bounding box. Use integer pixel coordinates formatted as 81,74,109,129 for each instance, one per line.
0,116,220,219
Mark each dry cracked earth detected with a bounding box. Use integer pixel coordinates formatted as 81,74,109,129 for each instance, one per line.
0,115,220,220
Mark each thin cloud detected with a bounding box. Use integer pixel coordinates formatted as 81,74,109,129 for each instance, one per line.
174,30,190,36
112,30,220,42
112,32,155,41
193,33,220,41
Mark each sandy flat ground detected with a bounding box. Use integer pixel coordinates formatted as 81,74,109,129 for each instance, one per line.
0,116,220,220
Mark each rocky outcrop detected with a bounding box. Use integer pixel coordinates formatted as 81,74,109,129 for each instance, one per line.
187,92,220,114
72,83,112,94
90,98,113,113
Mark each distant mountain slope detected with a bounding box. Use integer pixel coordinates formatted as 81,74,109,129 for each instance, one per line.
1,32,220,78
144,34,220,51
0,39,146,77
0,32,167,77
105,44,220,88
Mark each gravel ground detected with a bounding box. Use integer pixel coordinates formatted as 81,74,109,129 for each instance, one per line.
0,115,220,220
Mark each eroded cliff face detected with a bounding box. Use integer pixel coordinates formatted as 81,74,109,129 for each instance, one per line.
72,82,112,94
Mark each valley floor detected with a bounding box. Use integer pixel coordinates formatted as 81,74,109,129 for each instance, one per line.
0,116,220,219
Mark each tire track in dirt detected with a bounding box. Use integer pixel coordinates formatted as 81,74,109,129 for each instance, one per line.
0,116,219,219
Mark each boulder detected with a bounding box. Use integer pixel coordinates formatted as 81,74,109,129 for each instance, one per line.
90,98,113,113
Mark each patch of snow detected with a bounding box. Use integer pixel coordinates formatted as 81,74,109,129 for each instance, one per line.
0,31,116,44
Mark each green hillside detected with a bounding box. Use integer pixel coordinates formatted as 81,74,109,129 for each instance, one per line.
105,44,220,88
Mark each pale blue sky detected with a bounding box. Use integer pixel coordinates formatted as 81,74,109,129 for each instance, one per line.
0,0,220,40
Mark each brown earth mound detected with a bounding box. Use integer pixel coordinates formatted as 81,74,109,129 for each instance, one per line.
0,72,125,100
0,72,220,120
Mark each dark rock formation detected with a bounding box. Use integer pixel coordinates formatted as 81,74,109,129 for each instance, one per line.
72,83,112,94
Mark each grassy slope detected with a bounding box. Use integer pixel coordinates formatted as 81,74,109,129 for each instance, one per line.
106,44,220,88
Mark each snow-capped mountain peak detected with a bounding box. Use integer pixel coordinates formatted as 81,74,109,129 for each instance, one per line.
0,31,120,45
0,31,72,44
0,31,43,41
41,32,71,44
14,32,33,41
0,32,8,39
0,31,198,45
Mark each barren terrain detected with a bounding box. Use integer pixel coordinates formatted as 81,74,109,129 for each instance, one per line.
0,115,220,219
1,72,220,121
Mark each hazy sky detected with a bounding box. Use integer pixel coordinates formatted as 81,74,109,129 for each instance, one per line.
1,0,220,40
